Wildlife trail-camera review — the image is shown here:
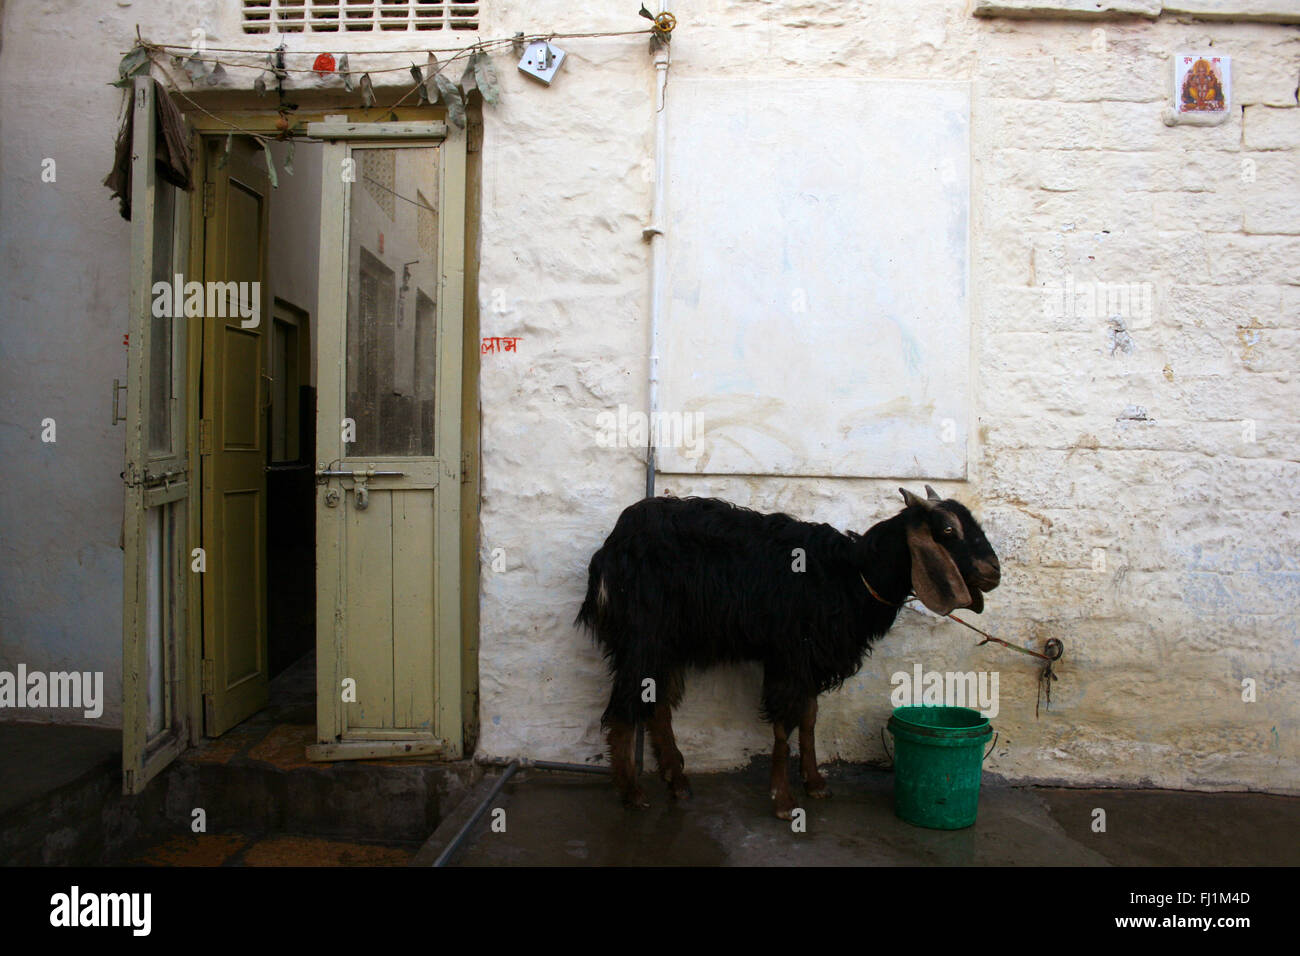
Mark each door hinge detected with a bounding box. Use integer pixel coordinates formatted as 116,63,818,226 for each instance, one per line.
461,451,472,484
203,181,216,218
201,658,215,696
199,419,212,456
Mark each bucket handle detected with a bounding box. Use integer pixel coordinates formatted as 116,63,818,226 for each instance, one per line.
984,731,999,761
883,728,999,764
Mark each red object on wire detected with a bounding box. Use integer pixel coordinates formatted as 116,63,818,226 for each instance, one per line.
312,53,336,75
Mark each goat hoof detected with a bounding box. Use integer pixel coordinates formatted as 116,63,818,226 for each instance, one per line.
771,793,797,820
622,789,651,810
805,776,831,798
668,777,693,800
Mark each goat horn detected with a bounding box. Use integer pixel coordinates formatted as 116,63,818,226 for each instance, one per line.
899,487,931,510
925,484,942,501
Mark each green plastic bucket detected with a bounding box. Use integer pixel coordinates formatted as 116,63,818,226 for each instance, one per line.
887,706,993,830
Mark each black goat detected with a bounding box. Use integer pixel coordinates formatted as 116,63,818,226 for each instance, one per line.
576,486,1001,817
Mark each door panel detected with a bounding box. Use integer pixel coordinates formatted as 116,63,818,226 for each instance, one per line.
201,136,271,737
309,122,463,760
122,78,191,793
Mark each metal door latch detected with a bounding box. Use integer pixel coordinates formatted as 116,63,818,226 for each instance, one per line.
111,379,128,425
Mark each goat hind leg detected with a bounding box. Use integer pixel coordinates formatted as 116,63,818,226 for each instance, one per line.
606,717,649,809
648,702,691,800
799,697,830,798
770,721,797,820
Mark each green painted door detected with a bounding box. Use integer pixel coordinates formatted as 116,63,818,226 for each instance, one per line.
200,135,272,736
308,118,465,761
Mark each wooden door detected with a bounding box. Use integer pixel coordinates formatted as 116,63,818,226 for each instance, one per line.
199,135,272,736
307,119,465,760
122,78,192,793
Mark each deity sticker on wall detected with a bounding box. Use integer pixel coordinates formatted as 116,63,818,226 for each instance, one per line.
1167,54,1231,126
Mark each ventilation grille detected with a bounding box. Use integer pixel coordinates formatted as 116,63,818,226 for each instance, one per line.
242,1,481,34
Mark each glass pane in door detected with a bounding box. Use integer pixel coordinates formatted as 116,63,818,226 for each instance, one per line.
148,182,177,456
346,145,440,457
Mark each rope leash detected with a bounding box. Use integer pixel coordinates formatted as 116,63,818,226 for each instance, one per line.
899,599,1065,718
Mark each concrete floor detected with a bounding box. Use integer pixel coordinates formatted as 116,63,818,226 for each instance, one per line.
6,653,1297,867
439,763,1300,867
0,723,118,819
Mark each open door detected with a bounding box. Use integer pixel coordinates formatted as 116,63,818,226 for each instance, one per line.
122,78,192,793
308,117,466,760
199,135,272,736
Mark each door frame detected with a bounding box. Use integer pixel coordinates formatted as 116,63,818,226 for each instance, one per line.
166,103,477,762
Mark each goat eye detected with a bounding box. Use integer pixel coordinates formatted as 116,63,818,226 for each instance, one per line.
942,526,954,536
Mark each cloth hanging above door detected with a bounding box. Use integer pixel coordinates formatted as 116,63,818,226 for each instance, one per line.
103,78,195,220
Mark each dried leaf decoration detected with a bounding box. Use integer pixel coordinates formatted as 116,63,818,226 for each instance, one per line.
338,54,354,92
359,73,375,109
207,62,227,87
262,141,278,189
460,57,478,98
638,4,655,20
111,46,151,88
473,52,500,105
182,54,210,84
433,71,465,129
410,64,427,104
284,139,295,176
254,54,276,97
426,53,441,104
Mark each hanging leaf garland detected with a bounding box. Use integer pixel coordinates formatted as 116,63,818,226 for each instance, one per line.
433,71,466,129
261,141,278,189
112,45,151,88
359,73,375,108
337,54,354,92
425,53,440,104
472,52,500,105
460,56,478,98
410,63,427,104
254,54,276,96
181,53,211,84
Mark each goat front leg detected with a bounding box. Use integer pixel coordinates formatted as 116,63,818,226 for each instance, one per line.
770,722,797,819
799,697,830,798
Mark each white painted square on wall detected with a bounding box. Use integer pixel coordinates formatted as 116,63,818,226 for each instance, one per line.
658,78,971,478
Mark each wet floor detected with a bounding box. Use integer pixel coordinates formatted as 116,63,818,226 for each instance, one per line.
129,832,419,866
444,764,1300,867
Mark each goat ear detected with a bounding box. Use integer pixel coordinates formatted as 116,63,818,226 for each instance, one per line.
906,524,972,616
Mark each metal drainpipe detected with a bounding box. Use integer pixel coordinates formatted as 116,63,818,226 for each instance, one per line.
645,32,670,502
429,757,614,866
431,759,520,867
639,12,672,775
476,755,612,775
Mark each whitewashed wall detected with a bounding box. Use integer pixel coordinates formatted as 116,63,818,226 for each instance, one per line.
0,0,1296,794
